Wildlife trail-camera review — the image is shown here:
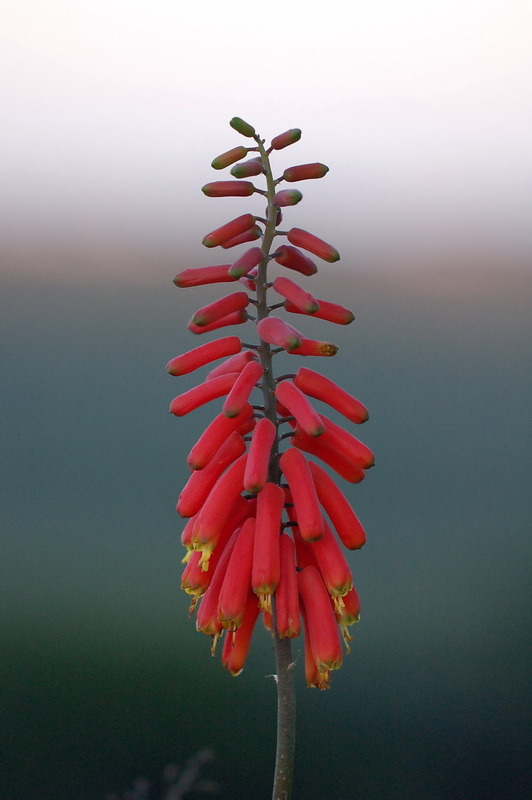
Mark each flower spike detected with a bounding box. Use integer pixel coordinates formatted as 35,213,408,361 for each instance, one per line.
167,119,373,708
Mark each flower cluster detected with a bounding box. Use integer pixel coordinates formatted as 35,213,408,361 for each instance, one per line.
168,118,373,689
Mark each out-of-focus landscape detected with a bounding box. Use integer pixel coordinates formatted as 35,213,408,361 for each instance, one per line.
2,2,531,799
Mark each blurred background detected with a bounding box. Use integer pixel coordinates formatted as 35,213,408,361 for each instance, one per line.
1,1,531,798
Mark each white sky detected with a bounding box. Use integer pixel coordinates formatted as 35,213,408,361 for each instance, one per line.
2,0,532,275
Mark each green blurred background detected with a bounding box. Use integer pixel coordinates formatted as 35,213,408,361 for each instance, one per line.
2,265,530,799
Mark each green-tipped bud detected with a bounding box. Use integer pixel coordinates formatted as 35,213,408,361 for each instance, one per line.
211,146,248,170
283,163,329,182
231,158,263,179
270,129,302,150
202,181,255,198
230,117,256,138
273,189,303,207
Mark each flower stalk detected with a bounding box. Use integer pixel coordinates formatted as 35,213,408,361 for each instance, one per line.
166,118,373,800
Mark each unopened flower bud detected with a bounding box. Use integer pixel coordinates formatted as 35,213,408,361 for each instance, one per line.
283,163,329,182
229,117,256,137
206,350,258,381
244,417,277,493
291,426,366,484
273,245,317,276
294,367,368,423
166,336,242,376
188,309,248,335
202,181,255,198
188,404,254,470
228,247,264,278
231,158,263,178
222,360,264,418
203,214,256,248
177,432,247,518
273,189,303,207
211,145,248,170
192,291,250,327
275,380,324,437
279,448,324,542
173,265,237,288
169,372,239,417
285,298,354,325
275,534,301,638
287,227,340,262
270,128,302,150
273,276,319,314
220,224,263,249
308,461,366,550
257,317,301,351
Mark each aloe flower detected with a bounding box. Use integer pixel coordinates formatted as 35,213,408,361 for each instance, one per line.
166,118,373,800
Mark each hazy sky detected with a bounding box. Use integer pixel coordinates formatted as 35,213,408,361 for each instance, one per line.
2,0,531,275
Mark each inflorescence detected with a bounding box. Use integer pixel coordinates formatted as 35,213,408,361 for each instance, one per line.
167,118,373,689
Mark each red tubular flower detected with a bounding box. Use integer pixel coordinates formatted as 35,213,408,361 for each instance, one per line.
192,454,248,555
286,338,338,357
308,461,366,550
223,360,264,417
202,214,256,248
206,350,258,381
244,417,277,493
218,517,256,630
275,380,324,437
290,426,366,483
273,244,317,276
181,549,210,605
222,591,261,675
308,520,353,608
187,404,254,470
287,227,340,263
335,585,361,651
284,297,354,325
273,189,303,207
318,414,375,470
257,317,301,350
192,291,250,327
196,527,239,639
169,372,239,417
270,128,302,150
188,309,248,334
300,605,321,688
252,482,283,610
228,247,264,278
298,565,343,676
293,367,369,424
279,447,324,542
202,181,256,197
275,534,301,638
231,157,263,178
173,265,237,288
272,276,319,314
177,431,247,518
211,145,249,170
166,336,242,376
283,163,329,182
220,224,262,249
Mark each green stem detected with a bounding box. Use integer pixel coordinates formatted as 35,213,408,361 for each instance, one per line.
254,134,296,800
